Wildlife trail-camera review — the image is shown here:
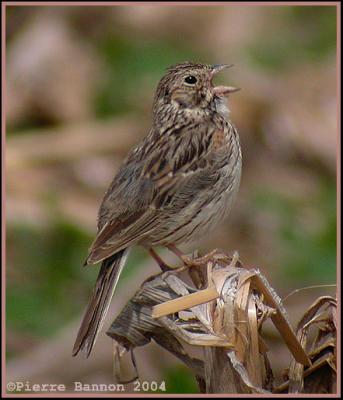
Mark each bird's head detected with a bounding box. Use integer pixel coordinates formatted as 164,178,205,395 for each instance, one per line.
153,62,239,117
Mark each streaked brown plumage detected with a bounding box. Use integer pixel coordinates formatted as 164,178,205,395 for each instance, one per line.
72,62,242,357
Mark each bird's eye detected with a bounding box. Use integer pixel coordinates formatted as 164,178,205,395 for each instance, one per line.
184,75,197,85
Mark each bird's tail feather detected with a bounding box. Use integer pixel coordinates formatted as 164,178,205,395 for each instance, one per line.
72,249,128,357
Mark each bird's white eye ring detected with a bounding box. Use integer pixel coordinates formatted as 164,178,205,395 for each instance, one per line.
184,75,197,85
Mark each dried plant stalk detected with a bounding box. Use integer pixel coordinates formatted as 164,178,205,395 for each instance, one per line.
151,286,219,318
275,296,337,394
107,249,336,394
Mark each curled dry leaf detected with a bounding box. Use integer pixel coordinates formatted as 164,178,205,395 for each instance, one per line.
107,249,334,394
275,296,337,394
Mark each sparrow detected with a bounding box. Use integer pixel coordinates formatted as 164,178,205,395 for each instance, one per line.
72,62,242,357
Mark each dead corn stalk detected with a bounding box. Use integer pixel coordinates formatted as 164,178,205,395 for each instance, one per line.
107,249,337,394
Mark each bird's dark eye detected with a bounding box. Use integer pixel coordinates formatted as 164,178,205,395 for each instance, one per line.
184,75,197,85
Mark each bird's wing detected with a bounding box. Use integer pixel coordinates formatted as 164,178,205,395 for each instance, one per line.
86,159,159,263
86,121,231,264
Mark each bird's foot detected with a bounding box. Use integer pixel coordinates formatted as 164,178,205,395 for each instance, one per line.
183,248,222,267
167,245,222,268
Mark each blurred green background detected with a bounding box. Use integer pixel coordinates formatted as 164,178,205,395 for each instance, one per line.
6,4,337,393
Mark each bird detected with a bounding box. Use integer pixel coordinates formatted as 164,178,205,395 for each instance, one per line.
72,62,242,357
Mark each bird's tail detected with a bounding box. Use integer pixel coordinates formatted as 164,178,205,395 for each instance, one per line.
72,249,128,357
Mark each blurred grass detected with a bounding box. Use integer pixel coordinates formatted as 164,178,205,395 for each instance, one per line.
6,219,147,346
7,220,92,338
95,36,204,118
247,6,336,71
163,365,199,393
252,178,336,284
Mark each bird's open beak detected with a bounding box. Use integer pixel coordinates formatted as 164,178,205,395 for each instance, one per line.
211,64,240,96
213,85,241,96
211,64,234,75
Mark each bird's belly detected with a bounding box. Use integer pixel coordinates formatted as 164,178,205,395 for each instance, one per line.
178,176,240,245
148,158,241,247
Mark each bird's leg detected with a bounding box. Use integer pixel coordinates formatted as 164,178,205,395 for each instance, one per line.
166,245,194,269
148,248,173,272
191,249,222,265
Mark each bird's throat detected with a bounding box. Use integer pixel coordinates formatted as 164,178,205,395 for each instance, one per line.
214,97,230,120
